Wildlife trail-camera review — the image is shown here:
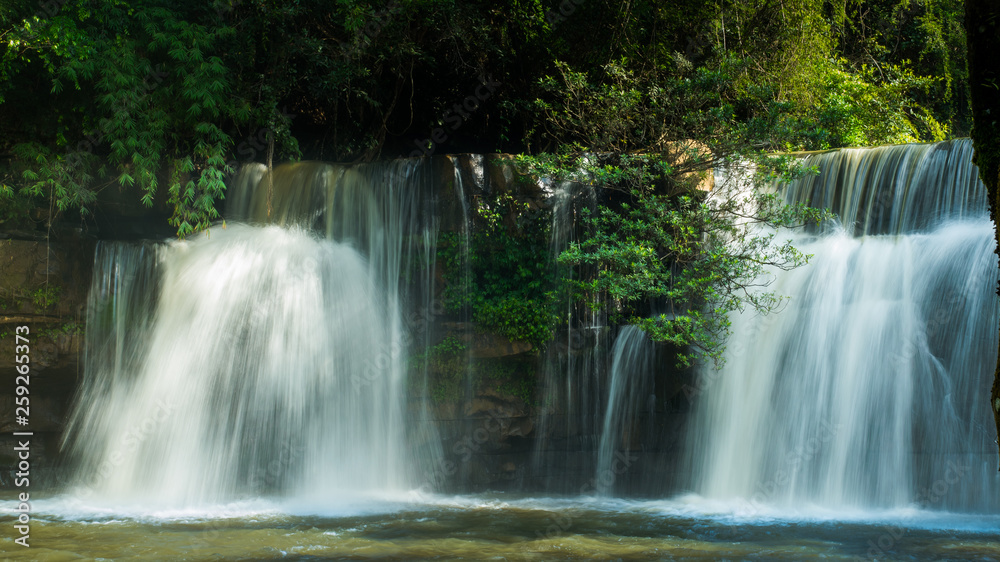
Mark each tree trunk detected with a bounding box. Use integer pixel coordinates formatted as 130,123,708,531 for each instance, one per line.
966,0,1000,469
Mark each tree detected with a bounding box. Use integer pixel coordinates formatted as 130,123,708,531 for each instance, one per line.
836,0,970,136
0,0,303,236
0,0,971,237
517,60,830,365
965,0,1000,469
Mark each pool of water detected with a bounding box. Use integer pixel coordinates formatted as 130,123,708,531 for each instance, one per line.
2,493,997,560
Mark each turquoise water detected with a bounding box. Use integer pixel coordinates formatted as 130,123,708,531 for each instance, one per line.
3,493,998,560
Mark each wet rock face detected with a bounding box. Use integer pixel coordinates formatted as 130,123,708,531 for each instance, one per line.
0,231,94,486
441,322,533,358
0,234,94,318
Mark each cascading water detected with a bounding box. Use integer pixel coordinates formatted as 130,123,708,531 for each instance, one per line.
63,226,412,505
20,143,1000,561
783,140,985,235
595,325,654,494
62,159,445,506
27,144,1000,560
529,178,609,492
686,139,1000,514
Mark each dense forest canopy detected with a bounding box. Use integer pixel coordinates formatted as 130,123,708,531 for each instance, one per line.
0,0,969,234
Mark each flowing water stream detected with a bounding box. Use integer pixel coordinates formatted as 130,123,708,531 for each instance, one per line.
2,142,998,559
685,140,999,515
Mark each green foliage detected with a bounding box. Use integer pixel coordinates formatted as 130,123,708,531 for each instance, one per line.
438,190,560,350
481,359,536,406
0,189,37,230
413,336,468,404
141,8,235,236
710,0,965,143
0,0,972,237
528,59,740,156
414,336,536,406
525,50,949,158
520,58,833,366
795,61,948,148
39,321,84,340
473,295,558,351
31,284,60,310
835,0,969,135
723,0,836,110
556,161,828,367
0,1,298,235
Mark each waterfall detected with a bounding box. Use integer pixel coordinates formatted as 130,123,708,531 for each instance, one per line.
62,160,444,506
595,326,654,494
687,139,1000,513
529,178,608,492
784,139,985,235
61,140,999,508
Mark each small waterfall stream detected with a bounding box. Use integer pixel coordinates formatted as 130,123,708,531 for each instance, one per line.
595,325,654,494
686,139,1000,513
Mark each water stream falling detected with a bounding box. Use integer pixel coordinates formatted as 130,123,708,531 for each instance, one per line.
62,160,445,507
63,226,413,506
686,139,1000,514
17,141,1000,559
530,178,609,492
595,325,654,493
57,140,999,518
